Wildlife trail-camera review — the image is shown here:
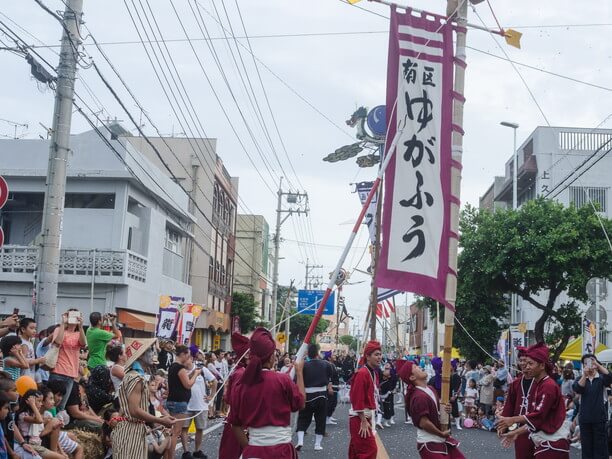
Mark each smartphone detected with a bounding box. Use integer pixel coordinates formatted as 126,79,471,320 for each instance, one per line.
12,307,19,316
585,358,594,370
68,310,81,324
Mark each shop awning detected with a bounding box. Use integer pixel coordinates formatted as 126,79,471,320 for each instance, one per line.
118,309,157,333
559,337,607,361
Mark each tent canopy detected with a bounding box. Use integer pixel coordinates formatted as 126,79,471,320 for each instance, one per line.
437,347,462,359
559,337,607,361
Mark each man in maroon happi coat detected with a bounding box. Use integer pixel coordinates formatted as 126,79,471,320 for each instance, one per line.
398,360,465,459
499,346,535,458
348,340,382,459
497,342,570,458
218,332,250,459
228,328,305,459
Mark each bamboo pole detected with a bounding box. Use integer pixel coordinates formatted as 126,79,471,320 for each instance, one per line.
440,0,468,430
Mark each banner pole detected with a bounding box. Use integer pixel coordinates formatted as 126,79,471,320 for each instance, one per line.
440,0,468,431
295,116,401,362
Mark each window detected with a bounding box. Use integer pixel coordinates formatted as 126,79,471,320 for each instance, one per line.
570,186,608,212
65,193,115,209
209,256,214,281
165,225,182,254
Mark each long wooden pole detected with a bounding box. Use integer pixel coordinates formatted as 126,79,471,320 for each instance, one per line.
440,0,468,430
369,177,383,340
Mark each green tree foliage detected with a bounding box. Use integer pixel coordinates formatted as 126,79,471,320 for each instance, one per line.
339,334,359,351
230,292,259,333
289,312,330,352
457,198,612,361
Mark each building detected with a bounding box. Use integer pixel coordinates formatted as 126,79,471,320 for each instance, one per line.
127,135,238,350
234,214,271,320
480,126,612,343
0,125,193,336
406,303,442,355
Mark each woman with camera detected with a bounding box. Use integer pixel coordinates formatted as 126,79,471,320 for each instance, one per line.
49,309,87,411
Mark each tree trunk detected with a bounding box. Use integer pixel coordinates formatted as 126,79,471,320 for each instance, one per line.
534,311,550,343
551,331,571,363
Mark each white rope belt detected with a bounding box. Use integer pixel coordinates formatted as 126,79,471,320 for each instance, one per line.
248,426,292,447
305,386,327,394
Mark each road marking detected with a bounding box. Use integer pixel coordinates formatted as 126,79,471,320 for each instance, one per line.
375,434,390,459
175,420,224,451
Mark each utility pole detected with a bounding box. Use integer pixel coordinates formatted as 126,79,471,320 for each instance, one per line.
270,177,309,336
304,258,323,290
36,0,83,329
368,176,383,340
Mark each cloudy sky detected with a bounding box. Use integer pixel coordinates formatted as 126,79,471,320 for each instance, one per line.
2,0,611,338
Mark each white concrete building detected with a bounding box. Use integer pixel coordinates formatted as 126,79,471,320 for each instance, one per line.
0,125,193,336
480,126,612,344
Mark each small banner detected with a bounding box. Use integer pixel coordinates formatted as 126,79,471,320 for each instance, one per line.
583,318,598,355
355,181,378,244
376,7,457,309
156,296,203,343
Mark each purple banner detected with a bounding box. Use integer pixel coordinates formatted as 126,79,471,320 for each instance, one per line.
376,7,456,310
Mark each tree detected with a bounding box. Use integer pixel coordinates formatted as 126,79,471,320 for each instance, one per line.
288,312,330,353
339,334,358,351
458,198,612,361
231,292,259,334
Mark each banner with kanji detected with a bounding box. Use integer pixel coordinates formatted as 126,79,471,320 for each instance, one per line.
376,7,456,309
156,295,203,343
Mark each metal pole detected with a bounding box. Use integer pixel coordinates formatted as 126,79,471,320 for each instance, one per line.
90,249,96,315
596,280,601,347
270,176,283,333
512,127,518,209
284,279,294,353
36,0,83,329
304,257,309,290
440,0,469,431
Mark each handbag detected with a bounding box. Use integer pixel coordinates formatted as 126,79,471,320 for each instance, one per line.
43,344,60,370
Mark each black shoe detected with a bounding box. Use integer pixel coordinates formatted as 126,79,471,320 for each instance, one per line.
182,452,194,459
193,452,207,459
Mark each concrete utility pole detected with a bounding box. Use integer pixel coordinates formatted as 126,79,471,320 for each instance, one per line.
304,258,323,290
270,177,309,336
36,0,83,329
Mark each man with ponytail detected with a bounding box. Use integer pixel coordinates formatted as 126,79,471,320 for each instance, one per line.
228,328,305,458
348,340,382,459
398,359,465,458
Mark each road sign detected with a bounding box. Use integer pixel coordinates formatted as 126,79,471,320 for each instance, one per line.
0,176,7,210
297,290,335,315
276,332,286,343
367,105,386,137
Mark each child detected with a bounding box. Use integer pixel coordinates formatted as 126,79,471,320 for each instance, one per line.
0,335,28,381
101,408,120,459
0,393,10,459
463,378,478,417
40,387,84,459
146,426,171,459
379,365,397,427
15,389,64,458
477,406,495,431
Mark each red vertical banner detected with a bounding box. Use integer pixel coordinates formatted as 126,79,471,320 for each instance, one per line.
377,7,457,310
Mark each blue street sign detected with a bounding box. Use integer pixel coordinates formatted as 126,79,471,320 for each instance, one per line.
297,290,335,315
367,105,387,137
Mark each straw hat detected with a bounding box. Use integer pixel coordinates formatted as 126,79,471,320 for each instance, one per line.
124,337,157,368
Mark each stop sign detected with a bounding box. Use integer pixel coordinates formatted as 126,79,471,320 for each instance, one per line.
0,176,7,209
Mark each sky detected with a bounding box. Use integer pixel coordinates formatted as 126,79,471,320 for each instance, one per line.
1,0,611,339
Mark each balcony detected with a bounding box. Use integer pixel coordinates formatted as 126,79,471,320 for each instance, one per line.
0,245,147,284
494,154,538,203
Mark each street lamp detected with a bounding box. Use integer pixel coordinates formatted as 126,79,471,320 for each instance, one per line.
500,121,519,209
500,121,519,325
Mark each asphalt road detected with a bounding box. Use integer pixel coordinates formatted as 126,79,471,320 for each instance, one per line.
177,403,582,458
